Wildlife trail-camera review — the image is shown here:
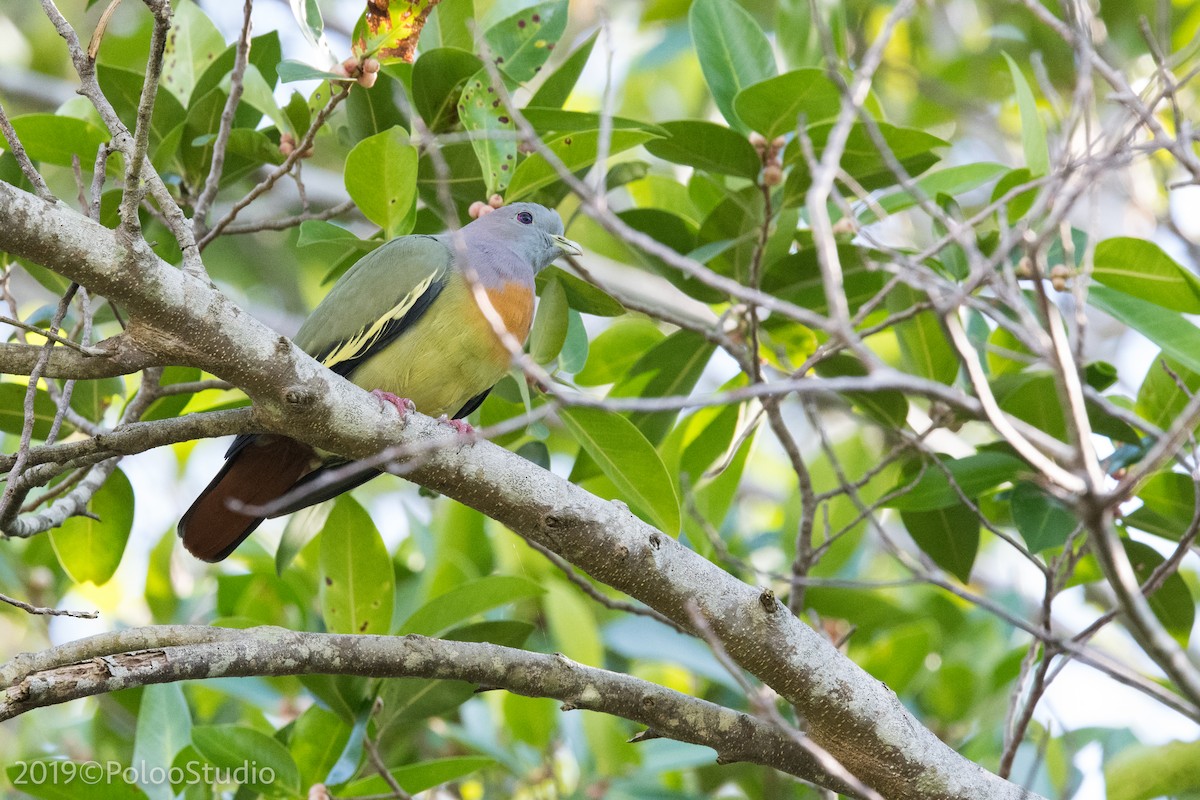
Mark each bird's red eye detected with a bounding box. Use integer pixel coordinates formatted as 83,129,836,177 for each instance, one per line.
517,211,533,224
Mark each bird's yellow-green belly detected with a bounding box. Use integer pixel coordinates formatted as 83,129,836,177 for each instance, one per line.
347,275,533,418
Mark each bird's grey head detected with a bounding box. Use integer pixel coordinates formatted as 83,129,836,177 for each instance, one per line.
466,202,583,273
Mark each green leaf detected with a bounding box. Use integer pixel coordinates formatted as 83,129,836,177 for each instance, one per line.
346,72,408,144
1136,352,1200,434
866,162,1008,222
97,65,186,149
289,705,351,790
733,69,841,138
643,120,761,179
560,406,681,534
506,128,662,202
132,684,192,800
49,467,134,586
1003,52,1050,177
688,0,777,130
900,502,980,583
401,575,544,637
521,108,666,136
784,122,947,201
535,266,625,316
1105,739,1200,800
388,756,497,795
574,318,665,386
813,354,908,427
3,114,110,168
1093,237,1200,313
277,59,346,83
887,284,957,384
458,68,517,196
529,275,570,364
344,126,418,237
612,328,718,444
319,496,395,635
161,0,226,102
1009,481,1076,552
483,0,570,83
1089,286,1200,376
0,383,69,440
423,0,473,50
529,30,598,108
413,48,482,132
886,452,1028,511
276,503,331,576
1123,539,1194,645
192,725,300,796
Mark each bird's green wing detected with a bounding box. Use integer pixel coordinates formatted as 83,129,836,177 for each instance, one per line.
294,235,451,378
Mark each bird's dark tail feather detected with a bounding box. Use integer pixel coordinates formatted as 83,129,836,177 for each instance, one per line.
178,435,313,562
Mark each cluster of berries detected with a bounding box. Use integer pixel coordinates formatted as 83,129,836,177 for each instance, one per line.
469,195,506,219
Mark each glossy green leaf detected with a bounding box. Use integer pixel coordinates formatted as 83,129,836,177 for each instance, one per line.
289,705,350,790
784,122,947,201
1124,471,1196,541
900,502,981,583
529,30,599,108
521,108,667,135
560,406,681,534
858,620,937,694
192,725,300,796
643,120,761,179
813,354,908,427
277,59,345,83
276,502,331,576
866,162,1008,222
733,69,841,137
3,115,110,168
97,65,187,149
887,452,1028,511
161,0,227,102
1009,481,1076,552
483,0,569,83
1090,286,1200,376
575,318,666,387
1105,739,1200,800
506,128,662,202
345,71,407,144
49,467,133,586
530,275,569,364
0,383,69,440
319,496,395,635
1136,352,1200,434
1093,237,1200,313
132,684,191,800
535,266,624,316
401,575,544,637
611,328,717,445
371,757,496,795
688,0,777,130
1003,52,1050,177
1123,539,1194,645
887,284,957,384
422,0,473,50
344,126,418,237
458,68,517,196
413,48,482,131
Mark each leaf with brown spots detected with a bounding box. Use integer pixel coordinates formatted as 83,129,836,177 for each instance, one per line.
356,0,441,65
458,68,517,196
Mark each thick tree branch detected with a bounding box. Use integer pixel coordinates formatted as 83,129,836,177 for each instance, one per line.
0,626,854,793
0,178,1041,799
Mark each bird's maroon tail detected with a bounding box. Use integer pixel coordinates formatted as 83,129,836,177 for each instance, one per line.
178,435,313,562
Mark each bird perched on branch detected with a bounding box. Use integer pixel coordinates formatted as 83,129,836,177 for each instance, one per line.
178,203,582,562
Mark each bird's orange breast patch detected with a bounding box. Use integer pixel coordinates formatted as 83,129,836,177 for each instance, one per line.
482,281,535,344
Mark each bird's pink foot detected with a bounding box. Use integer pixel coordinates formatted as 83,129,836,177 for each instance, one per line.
437,415,474,435
372,389,416,416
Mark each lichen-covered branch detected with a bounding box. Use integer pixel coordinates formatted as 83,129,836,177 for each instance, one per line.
0,626,853,793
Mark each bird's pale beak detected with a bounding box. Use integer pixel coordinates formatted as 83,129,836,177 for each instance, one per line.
551,235,583,258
